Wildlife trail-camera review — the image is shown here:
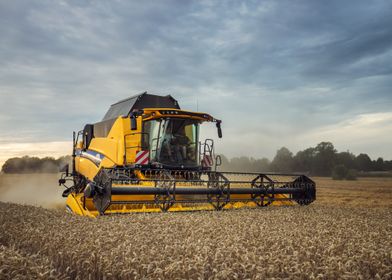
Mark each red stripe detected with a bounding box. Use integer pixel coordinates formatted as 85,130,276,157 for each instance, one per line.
139,156,149,165
136,151,148,162
137,153,149,164
136,150,149,164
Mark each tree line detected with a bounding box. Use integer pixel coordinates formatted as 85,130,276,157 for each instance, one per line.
1,156,71,174
219,142,392,179
1,142,391,178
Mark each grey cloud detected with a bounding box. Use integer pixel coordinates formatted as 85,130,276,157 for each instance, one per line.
0,0,391,158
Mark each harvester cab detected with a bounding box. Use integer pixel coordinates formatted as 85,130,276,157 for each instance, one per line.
59,92,316,216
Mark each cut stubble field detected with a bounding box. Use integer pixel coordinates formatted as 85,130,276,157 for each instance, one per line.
0,174,391,279
315,177,392,208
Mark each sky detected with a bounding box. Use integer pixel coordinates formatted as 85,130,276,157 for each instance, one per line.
0,0,392,167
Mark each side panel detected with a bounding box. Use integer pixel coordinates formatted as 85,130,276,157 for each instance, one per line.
124,117,144,164
100,157,116,169
106,117,126,166
88,138,118,164
104,116,143,165
66,194,95,217
75,156,100,181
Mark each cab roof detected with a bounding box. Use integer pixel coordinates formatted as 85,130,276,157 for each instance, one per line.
102,92,180,121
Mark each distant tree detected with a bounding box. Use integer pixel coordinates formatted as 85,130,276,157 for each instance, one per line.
253,158,271,172
336,151,356,170
355,153,372,171
230,156,253,172
40,157,59,173
332,164,358,180
384,160,392,171
293,148,316,173
332,164,348,180
346,169,358,180
1,157,20,173
314,142,336,176
270,147,294,172
374,157,385,171
56,156,72,169
1,156,71,174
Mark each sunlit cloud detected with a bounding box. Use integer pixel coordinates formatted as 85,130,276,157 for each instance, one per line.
299,112,392,159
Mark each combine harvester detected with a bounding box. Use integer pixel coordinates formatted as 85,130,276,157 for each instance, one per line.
59,92,316,216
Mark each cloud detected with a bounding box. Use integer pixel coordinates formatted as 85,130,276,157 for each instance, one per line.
298,112,392,159
0,0,391,164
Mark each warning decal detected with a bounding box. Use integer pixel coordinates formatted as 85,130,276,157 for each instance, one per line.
135,150,149,165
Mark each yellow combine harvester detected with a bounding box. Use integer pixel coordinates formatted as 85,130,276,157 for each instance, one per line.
59,92,316,216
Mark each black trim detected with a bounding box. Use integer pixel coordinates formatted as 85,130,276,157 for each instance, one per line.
94,118,117,138
157,110,213,121
83,124,94,149
102,92,180,121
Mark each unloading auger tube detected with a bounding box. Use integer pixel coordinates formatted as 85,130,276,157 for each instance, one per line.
77,168,316,215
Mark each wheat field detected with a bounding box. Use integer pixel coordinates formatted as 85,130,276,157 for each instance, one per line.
0,175,391,279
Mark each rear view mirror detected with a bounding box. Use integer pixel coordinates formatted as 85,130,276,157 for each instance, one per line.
131,117,137,130
216,121,222,138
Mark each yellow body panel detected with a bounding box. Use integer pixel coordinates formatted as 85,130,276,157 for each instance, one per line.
100,157,116,169
67,191,293,217
89,138,118,164
75,157,100,181
65,194,95,217
124,117,144,164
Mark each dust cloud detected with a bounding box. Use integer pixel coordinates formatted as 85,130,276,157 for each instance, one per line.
0,173,65,209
